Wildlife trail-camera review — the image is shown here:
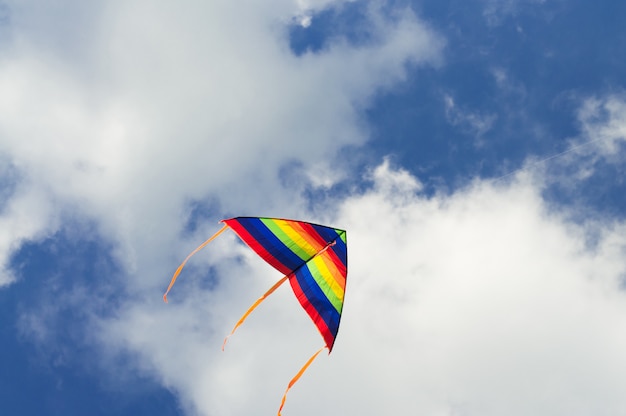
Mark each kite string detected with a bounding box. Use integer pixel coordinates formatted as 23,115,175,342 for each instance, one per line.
222,274,290,350
277,346,327,416
163,223,229,303
493,135,609,182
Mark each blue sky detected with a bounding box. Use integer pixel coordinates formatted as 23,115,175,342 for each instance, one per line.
1,1,626,415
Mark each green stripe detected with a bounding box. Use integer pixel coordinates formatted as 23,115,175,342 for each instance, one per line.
306,262,343,314
260,218,311,261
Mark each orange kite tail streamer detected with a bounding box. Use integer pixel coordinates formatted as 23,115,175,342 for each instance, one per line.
163,223,229,303
222,274,290,350
277,346,327,416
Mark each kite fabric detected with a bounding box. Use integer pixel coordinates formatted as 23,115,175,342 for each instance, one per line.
163,217,348,415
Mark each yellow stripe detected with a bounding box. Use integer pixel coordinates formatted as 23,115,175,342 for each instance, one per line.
315,254,345,295
309,255,344,313
290,221,326,251
261,219,311,261
272,219,320,259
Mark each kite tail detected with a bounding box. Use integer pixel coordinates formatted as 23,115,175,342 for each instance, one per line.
163,223,229,303
222,274,290,350
277,346,327,416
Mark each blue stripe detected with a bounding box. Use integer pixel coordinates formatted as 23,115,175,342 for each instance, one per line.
308,225,346,267
294,265,340,338
235,217,305,272
311,224,342,245
330,234,347,267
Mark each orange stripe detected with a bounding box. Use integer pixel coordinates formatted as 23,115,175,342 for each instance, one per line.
290,221,327,250
317,251,346,290
267,219,320,259
308,256,344,311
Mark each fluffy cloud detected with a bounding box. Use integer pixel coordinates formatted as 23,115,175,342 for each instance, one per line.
0,0,443,286
482,0,547,26
5,2,626,416
93,94,626,414
334,167,626,415
522,95,626,191
577,95,626,158
443,93,498,141
0,177,58,286
98,160,626,416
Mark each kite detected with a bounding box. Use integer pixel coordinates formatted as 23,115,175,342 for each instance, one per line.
163,217,347,415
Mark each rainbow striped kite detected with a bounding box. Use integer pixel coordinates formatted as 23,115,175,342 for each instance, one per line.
163,217,347,415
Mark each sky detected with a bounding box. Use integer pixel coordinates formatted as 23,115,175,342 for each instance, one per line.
1,0,626,415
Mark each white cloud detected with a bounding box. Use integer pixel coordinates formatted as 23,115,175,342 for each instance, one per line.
0,178,58,286
444,93,497,140
333,168,626,416
482,0,547,26
298,14,313,27
577,95,626,158
522,94,626,188
5,2,626,416
491,67,527,99
96,162,626,416
369,157,422,194
0,0,443,288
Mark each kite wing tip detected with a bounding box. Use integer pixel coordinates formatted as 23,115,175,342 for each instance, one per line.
163,293,169,303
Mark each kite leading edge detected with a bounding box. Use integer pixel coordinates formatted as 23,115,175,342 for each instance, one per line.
163,217,347,415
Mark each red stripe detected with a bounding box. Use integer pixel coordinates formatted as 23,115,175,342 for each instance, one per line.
289,274,335,350
318,251,346,289
298,222,329,247
298,223,347,287
299,222,346,273
289,221,325,251
223,219,292,275
326,247,346,276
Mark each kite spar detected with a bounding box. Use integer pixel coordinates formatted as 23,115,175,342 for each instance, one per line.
164,217,347,415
